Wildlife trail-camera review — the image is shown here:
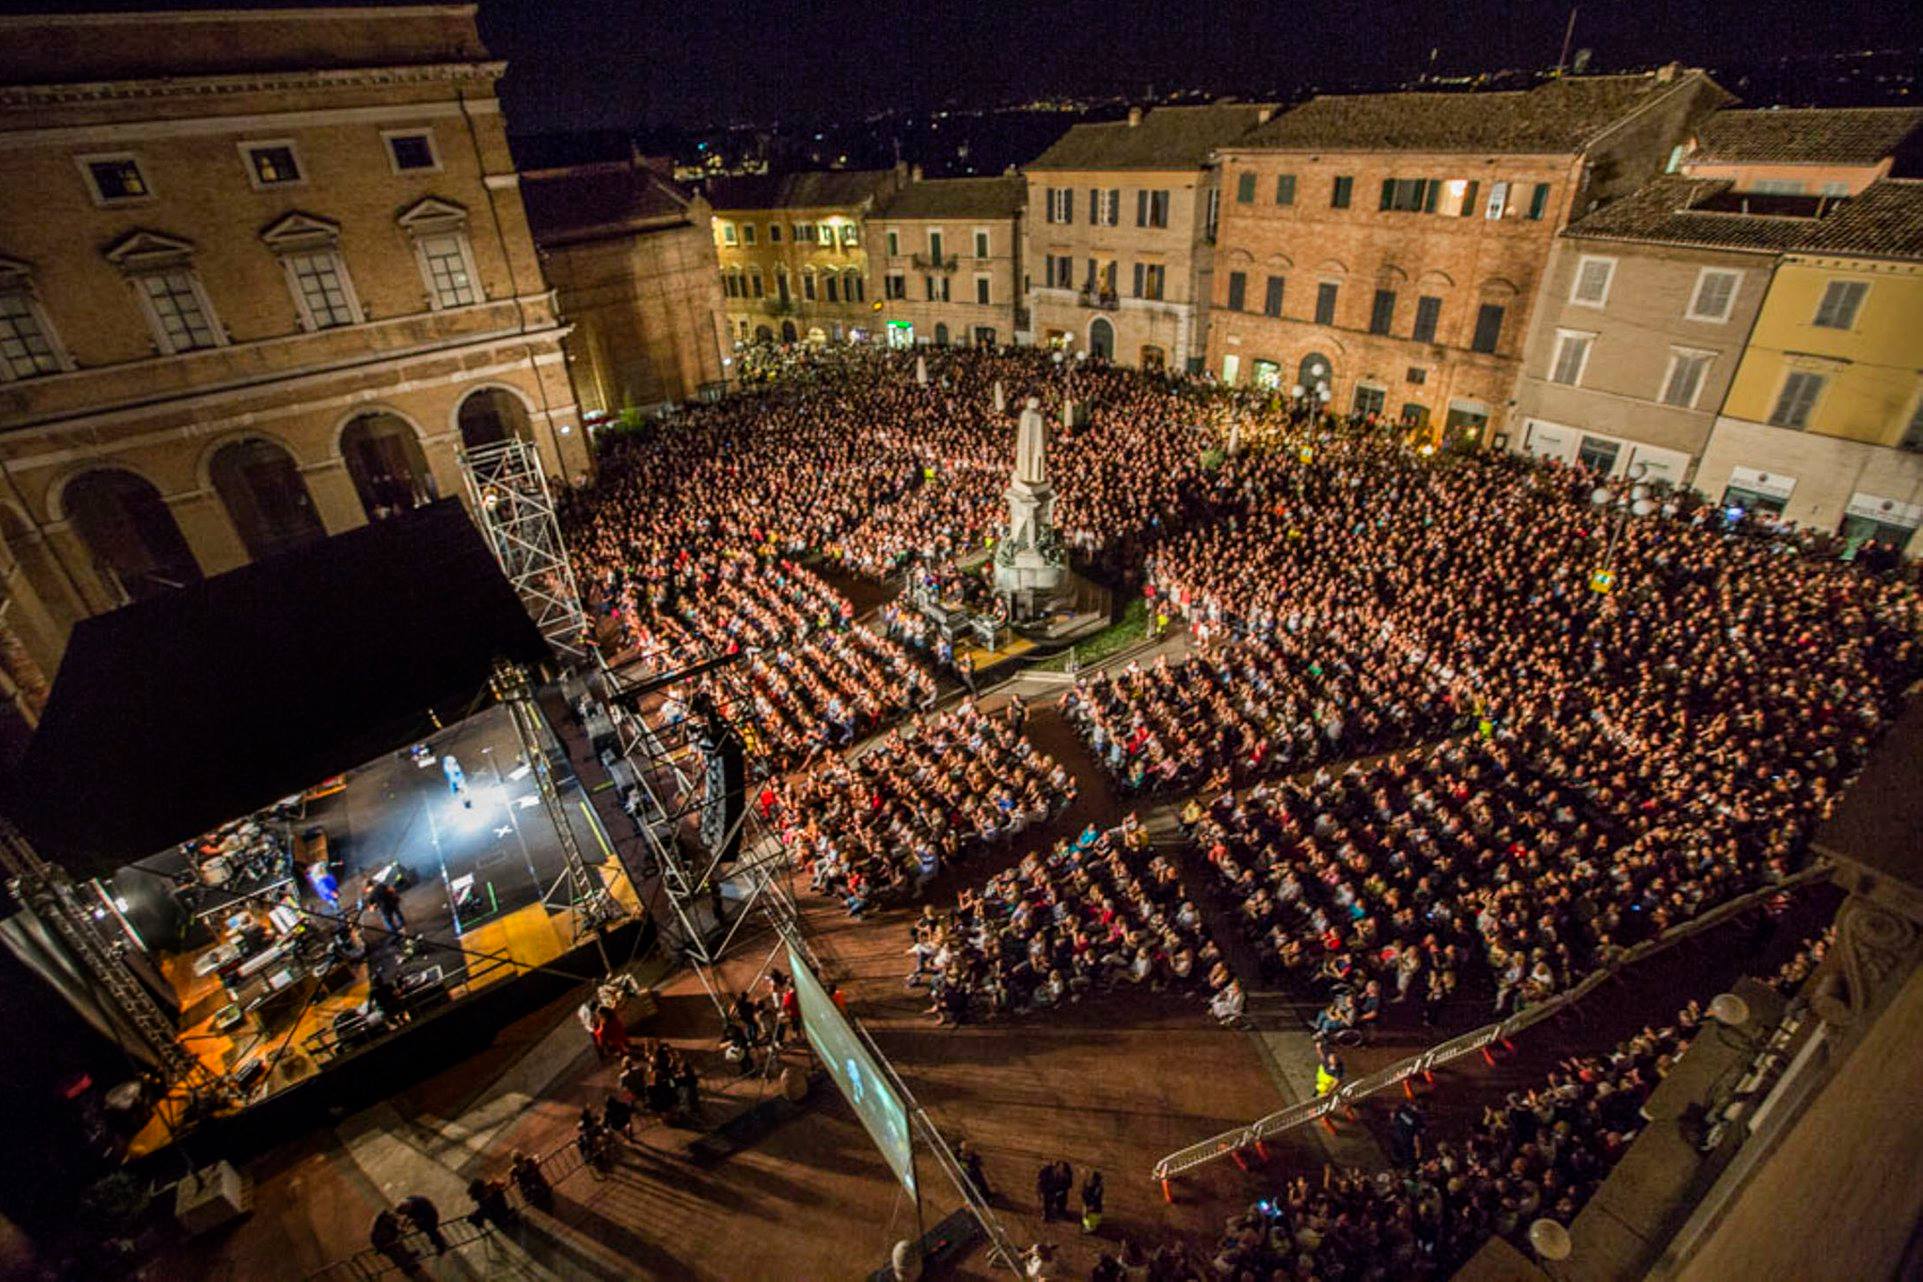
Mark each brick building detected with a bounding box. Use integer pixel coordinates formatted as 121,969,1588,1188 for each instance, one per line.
866,173,1025,349
707,168,903,345
1207,71,1727,441
0,5,584,691
520,151,730,416
1024,103,1275,371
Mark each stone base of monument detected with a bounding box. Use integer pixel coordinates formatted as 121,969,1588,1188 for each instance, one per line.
1006,565,1110,644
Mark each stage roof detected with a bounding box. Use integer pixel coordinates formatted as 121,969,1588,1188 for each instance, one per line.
3,500,550,879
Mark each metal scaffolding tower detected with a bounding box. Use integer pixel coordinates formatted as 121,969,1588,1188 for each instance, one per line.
0,816,212,1091
490,660,616,968
595,649,798,1019
458,437,588,659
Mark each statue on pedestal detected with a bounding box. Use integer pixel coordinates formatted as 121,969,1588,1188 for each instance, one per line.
994,396,1067,616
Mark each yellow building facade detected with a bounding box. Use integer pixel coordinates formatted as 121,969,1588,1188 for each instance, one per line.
1699,181,1923,551
708,169,903,345
0,6,586,697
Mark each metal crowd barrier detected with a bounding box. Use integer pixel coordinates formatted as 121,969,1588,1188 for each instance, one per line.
1149,862,1830,1192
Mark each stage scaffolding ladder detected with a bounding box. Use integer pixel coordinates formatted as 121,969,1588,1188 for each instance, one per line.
492,660,614,969
0,817,209,1088
458,436,588,658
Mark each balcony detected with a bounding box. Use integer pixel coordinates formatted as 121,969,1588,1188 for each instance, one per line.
910,252,959,273
1077,288,1119,310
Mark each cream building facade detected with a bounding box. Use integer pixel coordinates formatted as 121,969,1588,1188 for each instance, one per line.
1511,176,1793,484
1024,104,1275,371
0,5,585,689
866,174,1025,349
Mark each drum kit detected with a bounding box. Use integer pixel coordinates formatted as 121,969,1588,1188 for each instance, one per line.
192,820,288,892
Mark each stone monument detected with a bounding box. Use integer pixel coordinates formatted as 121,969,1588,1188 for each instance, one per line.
993,396,1067,614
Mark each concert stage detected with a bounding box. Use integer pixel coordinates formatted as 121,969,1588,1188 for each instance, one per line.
112,701,637,1157
0,502,643,1162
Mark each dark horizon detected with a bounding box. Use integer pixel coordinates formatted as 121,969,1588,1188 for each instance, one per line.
7,0,1921,134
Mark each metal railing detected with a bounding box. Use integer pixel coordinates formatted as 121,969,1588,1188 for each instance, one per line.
1077,288,1119,310
1149,862,1832,1187
302,1128,588,1281
910,252,959,273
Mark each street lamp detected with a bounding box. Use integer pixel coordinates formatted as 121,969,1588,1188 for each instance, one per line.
1588,462,1656,595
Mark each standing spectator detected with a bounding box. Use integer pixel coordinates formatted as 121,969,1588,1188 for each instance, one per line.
395,1193,445,1255
367,879,406,937
1389,1098,1427,1166
368,1209,416,1273
590,1003,630,1062
509,1151,553,1214
1080,1169,1105,1234
465,1176,515,1233
603,1090,635,1141
960,1139,993,1201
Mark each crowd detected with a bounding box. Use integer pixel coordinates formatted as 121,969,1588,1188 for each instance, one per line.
771,699,1076,916
1207,996,1701,1280
1074,428,1919,1023
897,815,1235,1024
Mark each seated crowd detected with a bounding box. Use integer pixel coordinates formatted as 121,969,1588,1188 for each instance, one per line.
904,815,1235,1025
1069,427,1916,1023
773,700,1075,915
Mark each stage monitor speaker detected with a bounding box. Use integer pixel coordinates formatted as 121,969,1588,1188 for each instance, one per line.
697,727,745,865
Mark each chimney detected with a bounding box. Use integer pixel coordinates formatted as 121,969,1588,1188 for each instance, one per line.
1256,105,1276,124
1655,61,1681,83
911,163,924,182
1127,106,1144,128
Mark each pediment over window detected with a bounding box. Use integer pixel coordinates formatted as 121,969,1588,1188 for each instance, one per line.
260,212,341,252
102,229,195,271
395,196,468,235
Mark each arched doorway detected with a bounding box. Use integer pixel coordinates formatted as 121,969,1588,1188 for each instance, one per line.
779,320,798,343
1139,345,1166,372
1088,316,1114,360
456,388,533,451
934,322,950,347
210,438,325,562
1297,352,1333,394
754,324,773,342
64,469,201,603
341,412,434,522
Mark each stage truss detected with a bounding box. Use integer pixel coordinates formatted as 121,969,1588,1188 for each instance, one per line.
458,436,588,659
0,817,216,1096
492,659,618,965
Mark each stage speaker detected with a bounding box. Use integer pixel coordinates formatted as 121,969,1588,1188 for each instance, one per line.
697,726,745,865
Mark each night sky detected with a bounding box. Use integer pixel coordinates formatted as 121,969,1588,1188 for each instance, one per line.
11,0,1922,133
475,0,1923,131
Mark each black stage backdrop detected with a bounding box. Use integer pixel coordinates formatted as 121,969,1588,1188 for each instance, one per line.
3,500,550,879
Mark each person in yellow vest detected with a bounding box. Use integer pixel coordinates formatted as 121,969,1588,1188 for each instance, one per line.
1315,1045,1346,1097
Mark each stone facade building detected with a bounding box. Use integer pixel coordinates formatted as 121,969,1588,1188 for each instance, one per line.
866,174,1025,349
1024,103,1275,371
0,5,584,688
520,153,730,416
1511,176,1792,484
707,168,903,345
1207,71,1728,441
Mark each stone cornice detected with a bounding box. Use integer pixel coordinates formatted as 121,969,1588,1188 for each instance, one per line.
0,61,505,109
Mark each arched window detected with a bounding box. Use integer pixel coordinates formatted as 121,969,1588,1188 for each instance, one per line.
933,322,950,347
341,412,434,521
456,388,533,451
1088,316,1114,359
64,469,201,603
779,319,798,343
1297,351,1334,394
210,438,325,561
754,324,773,342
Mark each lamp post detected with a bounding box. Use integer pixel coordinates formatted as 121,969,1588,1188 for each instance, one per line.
1588,462,1657,596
